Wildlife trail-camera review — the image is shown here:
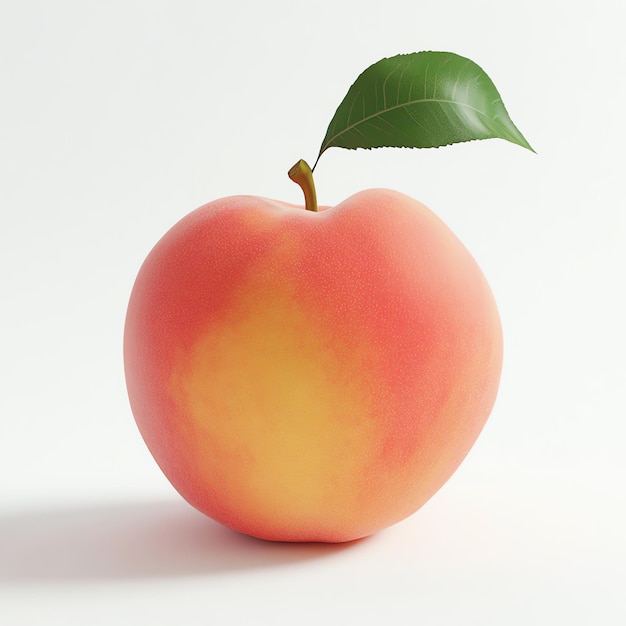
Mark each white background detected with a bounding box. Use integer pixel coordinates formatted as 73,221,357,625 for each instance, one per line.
1,1,624,624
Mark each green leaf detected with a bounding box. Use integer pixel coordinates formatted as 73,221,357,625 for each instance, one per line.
317,51,533,164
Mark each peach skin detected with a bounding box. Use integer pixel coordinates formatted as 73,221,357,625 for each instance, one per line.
124,187,502,543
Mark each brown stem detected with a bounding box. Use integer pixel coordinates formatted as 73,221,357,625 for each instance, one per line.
288,159,318,212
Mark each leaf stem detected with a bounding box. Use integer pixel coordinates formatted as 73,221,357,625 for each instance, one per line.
288,159,318,212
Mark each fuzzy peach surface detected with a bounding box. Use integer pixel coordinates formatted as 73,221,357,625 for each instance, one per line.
123,189,502,543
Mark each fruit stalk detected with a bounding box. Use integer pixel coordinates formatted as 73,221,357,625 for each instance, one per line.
288,159,318,212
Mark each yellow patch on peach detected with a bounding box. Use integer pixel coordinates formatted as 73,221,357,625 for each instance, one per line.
169,262,378,540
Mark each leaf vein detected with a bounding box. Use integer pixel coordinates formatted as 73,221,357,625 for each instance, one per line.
323,98,488,150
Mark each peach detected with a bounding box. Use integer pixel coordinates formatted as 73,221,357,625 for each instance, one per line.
123,187,502,543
